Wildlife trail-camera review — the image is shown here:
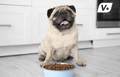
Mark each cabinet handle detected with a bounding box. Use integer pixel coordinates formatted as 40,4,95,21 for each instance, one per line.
77,24,83,26
107,33,120,35
0,24,12,27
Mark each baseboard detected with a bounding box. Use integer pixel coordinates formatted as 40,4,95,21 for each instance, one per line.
78,40,93,49
93,39,120,48
0,40,93,56
0,44,39,56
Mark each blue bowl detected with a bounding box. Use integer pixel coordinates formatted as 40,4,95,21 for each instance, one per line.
43,63,75,77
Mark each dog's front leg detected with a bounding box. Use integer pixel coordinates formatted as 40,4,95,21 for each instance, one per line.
71,45,86,67
43,47,53,66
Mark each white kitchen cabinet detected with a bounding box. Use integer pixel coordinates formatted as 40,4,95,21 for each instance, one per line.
94,28,120,40
76,15,94,41
0,5,32,46
32,0,69,13
30,8,48,43
66,0,96,9
0,0,31,6
32,0,96,9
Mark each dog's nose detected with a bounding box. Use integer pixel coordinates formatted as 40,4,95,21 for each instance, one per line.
62,11,67,15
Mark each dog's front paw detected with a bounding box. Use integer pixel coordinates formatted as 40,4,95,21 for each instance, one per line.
41,61,48,67
40,61,48,67
76,61,86,67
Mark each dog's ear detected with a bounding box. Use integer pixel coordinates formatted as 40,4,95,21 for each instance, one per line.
68,5,76,13
47,8,55,18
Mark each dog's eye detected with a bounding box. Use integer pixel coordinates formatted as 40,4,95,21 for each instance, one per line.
54,11,59,17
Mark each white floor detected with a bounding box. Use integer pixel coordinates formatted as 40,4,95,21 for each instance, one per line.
0,46,120,77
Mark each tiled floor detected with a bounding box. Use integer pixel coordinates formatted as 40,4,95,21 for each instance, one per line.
0,46,120,77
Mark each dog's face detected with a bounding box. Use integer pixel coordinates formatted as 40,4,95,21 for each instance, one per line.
47,5,76,31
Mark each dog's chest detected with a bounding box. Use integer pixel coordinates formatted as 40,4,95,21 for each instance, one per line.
53,47,70,60
51,32,77,49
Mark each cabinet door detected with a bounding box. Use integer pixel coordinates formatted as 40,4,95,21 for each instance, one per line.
30,8,48,43
32,0,96,9
32,0,68,12
76,15,94,41
0,0,31,6
67,0,96,9
0,6,32,46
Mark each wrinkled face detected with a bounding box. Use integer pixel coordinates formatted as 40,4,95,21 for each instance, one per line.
47,5,76,31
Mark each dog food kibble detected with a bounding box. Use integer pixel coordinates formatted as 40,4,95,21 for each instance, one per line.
44,64,75,70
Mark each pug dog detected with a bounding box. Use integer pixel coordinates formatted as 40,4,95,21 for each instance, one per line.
39,5,86,66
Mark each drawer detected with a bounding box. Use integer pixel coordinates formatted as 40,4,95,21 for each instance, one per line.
0,0,31,6
95,28,120,39
0,6,32,46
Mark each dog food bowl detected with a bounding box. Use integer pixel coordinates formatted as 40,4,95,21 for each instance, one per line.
43,63,75,77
